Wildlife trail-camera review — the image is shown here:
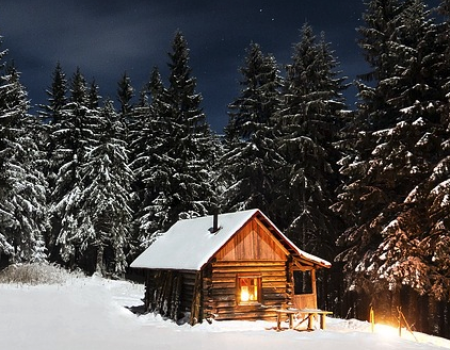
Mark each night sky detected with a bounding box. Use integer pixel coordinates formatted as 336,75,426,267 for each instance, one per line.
0,0,441,132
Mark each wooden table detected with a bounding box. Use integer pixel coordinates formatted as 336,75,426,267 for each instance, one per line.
274,308,332,331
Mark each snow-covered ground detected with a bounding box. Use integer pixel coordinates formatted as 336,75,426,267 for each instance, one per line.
1,273,450,350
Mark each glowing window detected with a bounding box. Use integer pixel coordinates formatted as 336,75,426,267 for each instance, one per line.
238,277,261,304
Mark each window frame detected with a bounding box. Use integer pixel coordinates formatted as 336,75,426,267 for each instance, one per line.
236,275,262,305
293,269,313,295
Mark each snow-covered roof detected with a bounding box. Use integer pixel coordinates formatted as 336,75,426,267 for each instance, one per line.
131,209,331,271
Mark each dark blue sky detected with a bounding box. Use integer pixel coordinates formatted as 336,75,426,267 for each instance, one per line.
0,0,441,132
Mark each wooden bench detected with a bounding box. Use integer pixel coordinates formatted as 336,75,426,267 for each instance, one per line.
273,308,332,331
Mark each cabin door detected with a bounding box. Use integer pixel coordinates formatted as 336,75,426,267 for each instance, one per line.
292,269,317,310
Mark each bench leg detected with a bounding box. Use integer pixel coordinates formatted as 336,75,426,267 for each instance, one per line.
276,314,282,331
289,313,294,329
307,314,314,330
320,314,326,330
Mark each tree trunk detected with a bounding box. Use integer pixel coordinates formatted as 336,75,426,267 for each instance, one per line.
96,244,105,276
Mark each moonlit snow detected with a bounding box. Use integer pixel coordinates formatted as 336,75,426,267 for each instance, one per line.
1,274,449,350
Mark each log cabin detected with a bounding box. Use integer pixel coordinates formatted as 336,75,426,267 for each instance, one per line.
130,209,331,325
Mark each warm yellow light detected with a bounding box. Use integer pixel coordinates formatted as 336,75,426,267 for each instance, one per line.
241,286,249,302
375,324,399,338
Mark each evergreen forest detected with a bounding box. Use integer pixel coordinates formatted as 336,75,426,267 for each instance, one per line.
1,0,450,338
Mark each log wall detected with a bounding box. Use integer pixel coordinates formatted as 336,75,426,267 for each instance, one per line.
202,261,291,321
144,270,198,322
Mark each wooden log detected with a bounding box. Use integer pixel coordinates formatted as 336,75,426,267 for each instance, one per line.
209,282,236,290
214,311,278,320
262,276,289,282
212,261,286,267
212,266,286,273
190,271,203,325
169,272,182,320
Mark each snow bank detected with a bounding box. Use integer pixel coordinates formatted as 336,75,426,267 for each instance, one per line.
1,273,449,350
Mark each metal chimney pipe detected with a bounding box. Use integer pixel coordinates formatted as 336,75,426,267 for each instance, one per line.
213,213,219,233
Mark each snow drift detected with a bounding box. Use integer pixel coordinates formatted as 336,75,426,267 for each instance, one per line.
1,266,449,350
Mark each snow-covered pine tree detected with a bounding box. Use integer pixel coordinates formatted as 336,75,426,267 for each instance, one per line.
0,52,49,264
41,63,69,259
408,0,450,304
116,72,134,144
49,67,98,267
129,67,167,245
276,23,347,258
87,79,101,110
14,100,49,264
78,100,133,276
39,63,68,181
41,62,68,125
333,0,450,323
135,32,217,245
333,1,406,282
221,42,284,219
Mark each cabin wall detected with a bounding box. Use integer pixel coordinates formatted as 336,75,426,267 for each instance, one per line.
202,261,292,321
214,219,287,262
143,270,197,322
200,217,293,321
291,267,318,310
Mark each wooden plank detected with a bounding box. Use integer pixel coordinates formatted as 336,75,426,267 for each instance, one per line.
190,271,202,325
207,295,237,302
213,265,286,273
213,219,288,262
209,282,236,290
262,294,289,301
214,311,278,320
261,276,288,282
208,281,287,289
212,269,286,276
254,217,290,256
207,300,236,309
210,287,237,296
212,261,286,267
261,281,288,288
212,273,286,282
212,263,286,269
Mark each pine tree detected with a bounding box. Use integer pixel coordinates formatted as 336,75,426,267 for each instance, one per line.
41,62,68,125
87,79,101,109
117,72,134,118
0,49,48,264
49,67,97,266
78,100,133,276
135,32,217,244
410,0,450,301
14,98,49,264
129,67,166,243
40,63,69,185
333,0,450,310
117,72,134,144
164,31,217,223
276,24,347,258
221,42,284,218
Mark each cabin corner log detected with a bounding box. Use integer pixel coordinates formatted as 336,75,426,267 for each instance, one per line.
190,271,203,325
